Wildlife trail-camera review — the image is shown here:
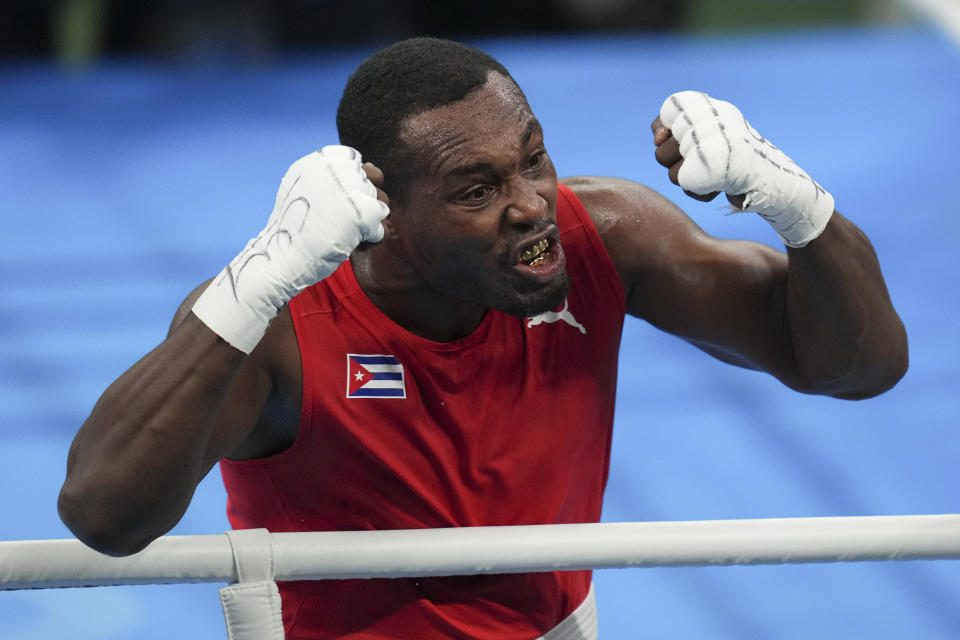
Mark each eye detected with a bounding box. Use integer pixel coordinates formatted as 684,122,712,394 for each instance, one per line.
462,185,494,203
528,151,547,170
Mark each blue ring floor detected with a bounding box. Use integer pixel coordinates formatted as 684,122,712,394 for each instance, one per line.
1,24,958,639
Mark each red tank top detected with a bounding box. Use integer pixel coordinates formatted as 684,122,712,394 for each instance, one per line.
220,184,625,639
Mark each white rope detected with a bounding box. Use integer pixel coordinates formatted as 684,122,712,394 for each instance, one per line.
3,514,960,591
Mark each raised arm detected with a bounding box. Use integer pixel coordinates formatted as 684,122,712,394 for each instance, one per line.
570,93,907,399
58,293,280,556
58,148,390,556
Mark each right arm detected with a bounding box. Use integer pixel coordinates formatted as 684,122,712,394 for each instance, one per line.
57,295,274,556
58,148,389,556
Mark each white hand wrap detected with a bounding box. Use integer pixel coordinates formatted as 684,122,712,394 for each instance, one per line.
193,145,389,353
660,91,834,248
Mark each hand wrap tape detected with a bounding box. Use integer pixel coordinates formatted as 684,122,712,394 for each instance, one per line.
193,145,389,353
660,91,834,248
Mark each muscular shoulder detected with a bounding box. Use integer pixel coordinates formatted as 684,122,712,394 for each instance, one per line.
560,176,706,312
561,175,703,246
562,176,662,229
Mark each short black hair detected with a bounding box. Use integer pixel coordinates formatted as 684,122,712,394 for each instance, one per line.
336,37,518,204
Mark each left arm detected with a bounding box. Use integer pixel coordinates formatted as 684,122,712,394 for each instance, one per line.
775,212,908,398
567,94,907,399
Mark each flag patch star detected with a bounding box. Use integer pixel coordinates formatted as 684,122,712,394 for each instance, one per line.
347,354,406,399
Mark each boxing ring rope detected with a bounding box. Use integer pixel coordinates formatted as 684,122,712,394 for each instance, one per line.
3,515,960,638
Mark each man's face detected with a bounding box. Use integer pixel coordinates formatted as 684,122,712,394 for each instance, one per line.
391,72,569,318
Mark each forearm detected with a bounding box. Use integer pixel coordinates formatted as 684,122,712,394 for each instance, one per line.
58,314,247,556
783,212,908,398
59,148,387,555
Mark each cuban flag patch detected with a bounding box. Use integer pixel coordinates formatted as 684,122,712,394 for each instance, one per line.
347,354,406,399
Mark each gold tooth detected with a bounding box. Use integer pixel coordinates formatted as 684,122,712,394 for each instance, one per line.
521,239,550,264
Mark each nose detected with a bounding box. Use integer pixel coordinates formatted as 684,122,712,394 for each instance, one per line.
505,176,548,228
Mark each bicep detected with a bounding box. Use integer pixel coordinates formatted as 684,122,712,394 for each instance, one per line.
202,353,276,468
571,177,795,378
167,280,288,468
208,306,301,463
631,231,792,374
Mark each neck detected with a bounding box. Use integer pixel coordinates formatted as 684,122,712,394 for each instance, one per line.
350,244,488,343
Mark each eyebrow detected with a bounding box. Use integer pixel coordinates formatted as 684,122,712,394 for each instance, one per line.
445,161,497,182
443,118,544,182
520,118,542,147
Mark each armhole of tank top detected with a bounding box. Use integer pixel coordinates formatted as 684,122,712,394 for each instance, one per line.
284,292,316,462
557,183,626,314
217,296,316,471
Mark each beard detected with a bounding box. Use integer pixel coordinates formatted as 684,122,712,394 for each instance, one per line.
416,244,571,319
495,272,570,318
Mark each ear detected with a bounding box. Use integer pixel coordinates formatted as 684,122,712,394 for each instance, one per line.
378,201,411,244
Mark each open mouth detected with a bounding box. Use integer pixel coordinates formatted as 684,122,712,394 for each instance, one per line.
513,234,565,284
520,238,550,267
